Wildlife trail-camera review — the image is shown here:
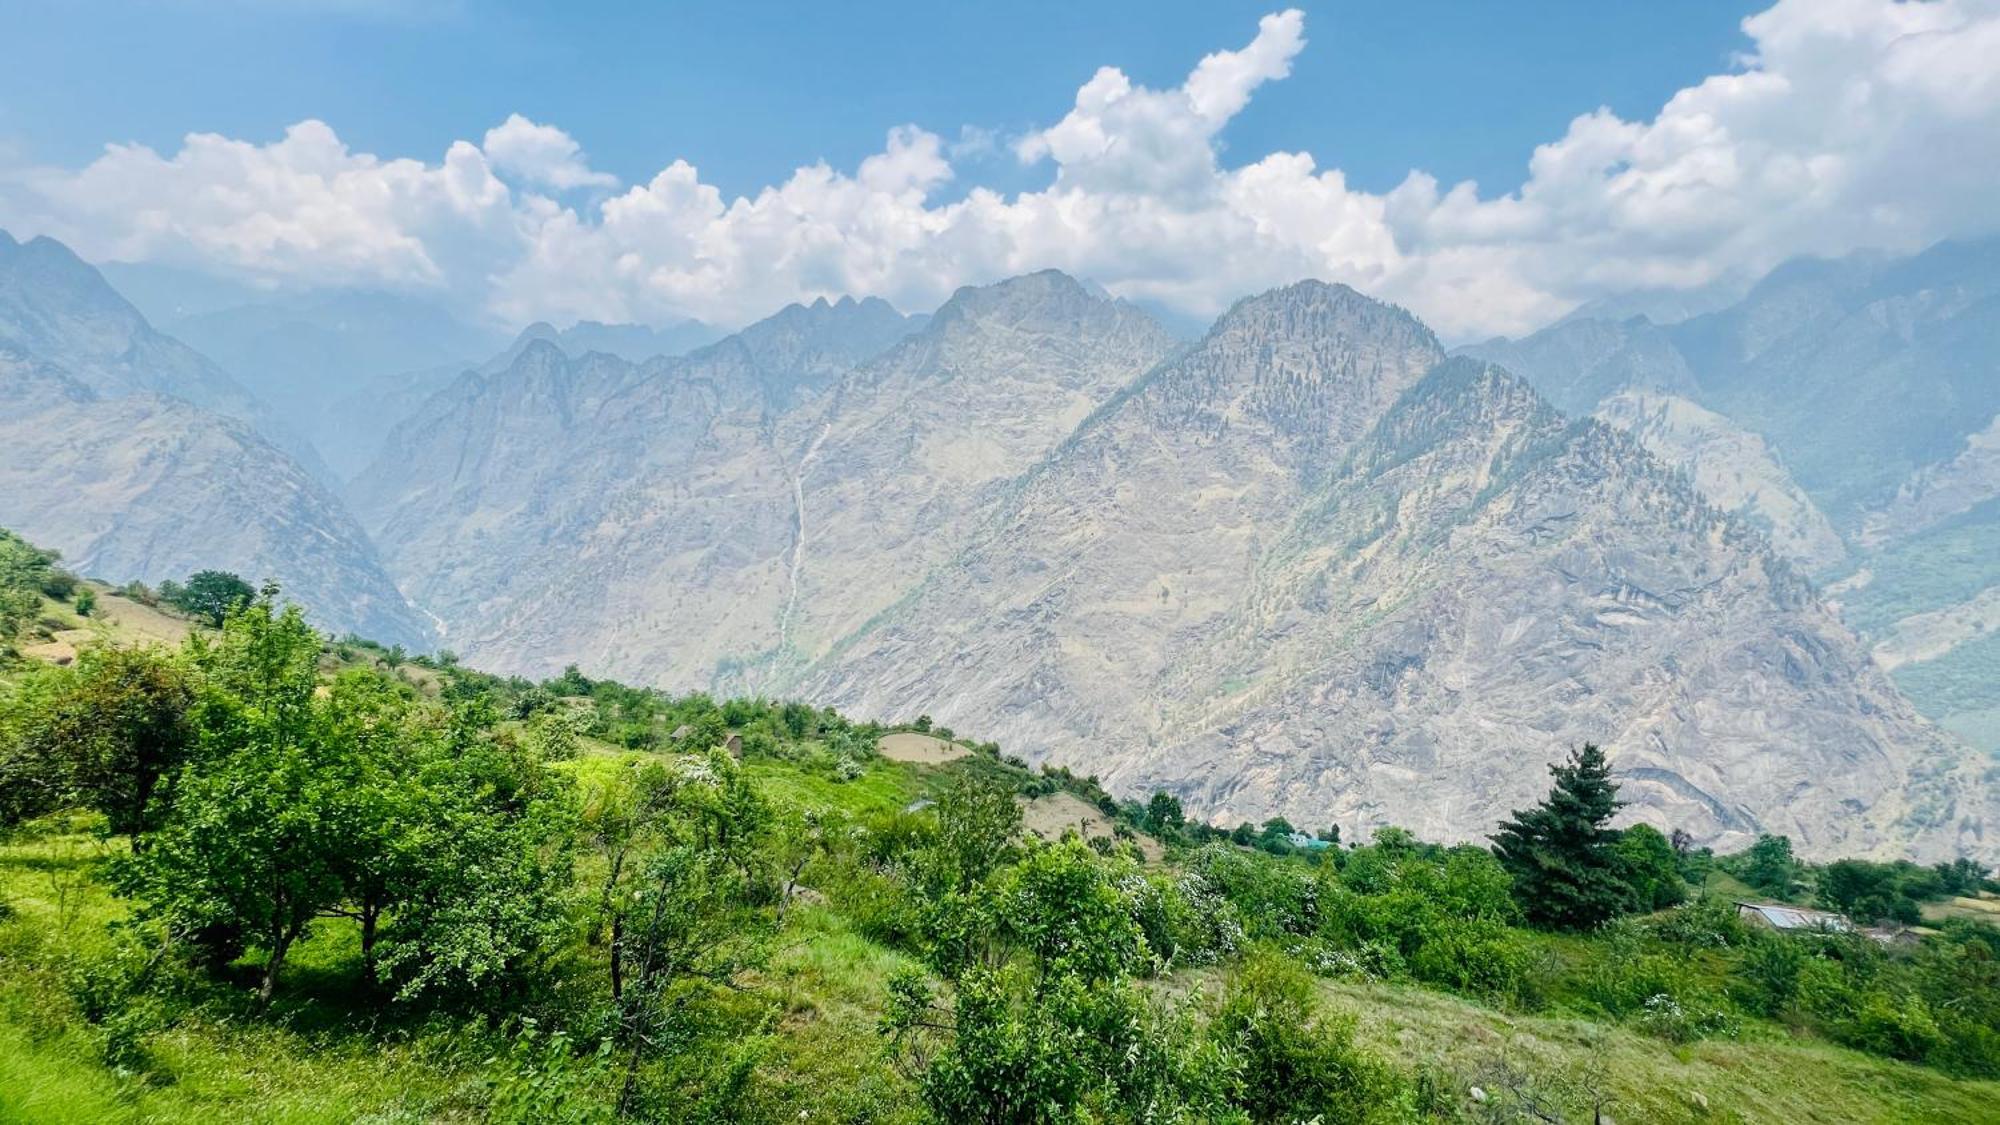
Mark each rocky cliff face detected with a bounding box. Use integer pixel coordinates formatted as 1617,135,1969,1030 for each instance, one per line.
353,272,1177,686
0,233,430,647
0,347,429,646
795,286,1988,860
0,231,334,479
1465,238,2000,754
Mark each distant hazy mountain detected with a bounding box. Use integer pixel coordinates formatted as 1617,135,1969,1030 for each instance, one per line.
489,318,726,370
1464,237,2000,752
0,232,333,477
0,233,431,647
161,290,509,479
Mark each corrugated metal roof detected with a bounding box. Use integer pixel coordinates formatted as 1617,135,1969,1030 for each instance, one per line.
1737,901,1852,932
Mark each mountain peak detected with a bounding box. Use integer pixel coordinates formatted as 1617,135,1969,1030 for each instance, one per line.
1209,279,1432,346
922,270,1162,345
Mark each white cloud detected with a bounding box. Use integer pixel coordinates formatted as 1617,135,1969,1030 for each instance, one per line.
480,114,618,192
3,1,1997,339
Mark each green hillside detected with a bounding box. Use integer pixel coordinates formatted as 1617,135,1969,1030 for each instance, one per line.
3,530,1999,1123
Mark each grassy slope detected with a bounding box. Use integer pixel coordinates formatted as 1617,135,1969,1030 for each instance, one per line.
6,594,2000,1123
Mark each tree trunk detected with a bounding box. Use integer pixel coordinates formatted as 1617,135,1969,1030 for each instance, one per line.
609,910,624,1003
360,904,380,990
259,930,293,1007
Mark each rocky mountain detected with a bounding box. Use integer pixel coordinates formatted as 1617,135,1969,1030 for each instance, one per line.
794,284,1983,860
352,273,1173,685
0,231,330,477
488,318,726,370
1464,237,2000,753
0,235,431,648
347,267,1991,858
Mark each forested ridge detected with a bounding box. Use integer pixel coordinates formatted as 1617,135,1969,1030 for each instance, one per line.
3,529,2000,1123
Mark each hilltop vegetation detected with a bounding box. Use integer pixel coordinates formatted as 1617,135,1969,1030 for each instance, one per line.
3,536,2000,1122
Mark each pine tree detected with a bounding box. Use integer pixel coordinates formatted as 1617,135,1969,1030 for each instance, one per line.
1490,743,1631,930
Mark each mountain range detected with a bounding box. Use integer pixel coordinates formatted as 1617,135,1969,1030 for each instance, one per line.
1462,237,2000,755
4,227,1994,860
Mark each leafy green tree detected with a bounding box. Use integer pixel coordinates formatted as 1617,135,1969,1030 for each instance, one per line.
1490,743,1632,931
312,669,431,988
29,647,194,846
920,774,1022,895
74,588,96,616
1614,824,1687,912
1819,859,1926,926
162,570,257,627
114,602,339,1002
0,529,73,638
1738,833,1802,898
1145,790,1185,835
0,666,72,827
377,708,580,1005
1935,858,1991,896
579,759,678,1002
888,841,1241,1122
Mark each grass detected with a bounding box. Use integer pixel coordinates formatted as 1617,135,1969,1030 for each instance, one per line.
1328,977,2000,1124
0,823,484,1125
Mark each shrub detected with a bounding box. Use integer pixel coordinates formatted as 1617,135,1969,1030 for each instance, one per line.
1215,950,1407,1123
1846,991,1947,1061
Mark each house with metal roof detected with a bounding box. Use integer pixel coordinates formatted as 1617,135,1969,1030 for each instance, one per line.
1734,901,1913,945
1735,901,1854,934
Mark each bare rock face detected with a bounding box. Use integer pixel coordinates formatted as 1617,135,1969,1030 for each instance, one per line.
0,348,429,647
1468,239,2000,756
1592,390,1847,573
0,232,429,647
351,273,1174,684
795,287,1989,861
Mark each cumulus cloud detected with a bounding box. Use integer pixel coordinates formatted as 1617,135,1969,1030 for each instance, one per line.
2,1,1997,339
481,114,618,191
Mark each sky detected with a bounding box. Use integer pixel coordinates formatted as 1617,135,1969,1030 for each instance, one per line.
2,0,1997,340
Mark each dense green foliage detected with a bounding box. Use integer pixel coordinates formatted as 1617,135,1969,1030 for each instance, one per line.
0,529,74,644
2,538,1999,1121
158,570,257,628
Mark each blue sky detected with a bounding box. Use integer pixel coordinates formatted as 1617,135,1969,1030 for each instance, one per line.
1,1,1995,339
3,1,1756,199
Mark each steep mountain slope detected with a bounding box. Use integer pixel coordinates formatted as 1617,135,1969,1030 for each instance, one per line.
1461,317,1843,573
353,273,1177,686
796,286,1985,860
1466,239,2000,751
0,346,429,647
0,234,429,647
0,230,329,476
1591,390,1846,573
1671,240,2000,521
348,294,935,657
